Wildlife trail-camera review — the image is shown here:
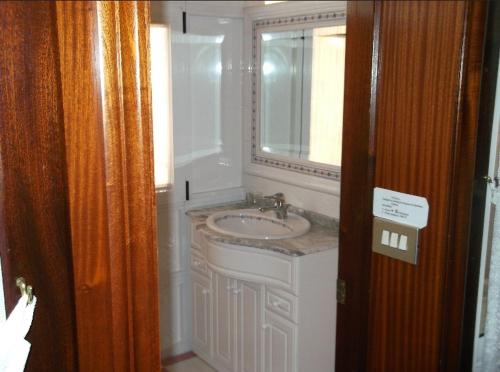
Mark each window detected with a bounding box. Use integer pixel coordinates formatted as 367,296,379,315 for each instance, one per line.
150,24,174,189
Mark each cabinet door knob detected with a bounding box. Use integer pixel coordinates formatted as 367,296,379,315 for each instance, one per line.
202,289,210,295
261,324,269,330
233,288,241,295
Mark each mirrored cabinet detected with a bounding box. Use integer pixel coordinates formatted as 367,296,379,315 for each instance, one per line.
249,4,347,180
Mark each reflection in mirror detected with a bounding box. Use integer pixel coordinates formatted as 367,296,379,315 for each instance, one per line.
259,24,345,168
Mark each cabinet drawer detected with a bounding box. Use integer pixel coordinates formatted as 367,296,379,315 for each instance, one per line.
265,287,298,324
191,249,210,277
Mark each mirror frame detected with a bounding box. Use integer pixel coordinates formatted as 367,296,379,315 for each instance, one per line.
251,9,346,181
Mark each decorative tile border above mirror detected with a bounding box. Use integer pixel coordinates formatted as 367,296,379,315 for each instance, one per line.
251,9,346,181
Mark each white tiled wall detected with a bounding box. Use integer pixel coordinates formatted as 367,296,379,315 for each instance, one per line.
152,1,246,358
152,1,244,202
243,172,340,218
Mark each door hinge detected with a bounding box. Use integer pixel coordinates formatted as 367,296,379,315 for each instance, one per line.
337,279,346,304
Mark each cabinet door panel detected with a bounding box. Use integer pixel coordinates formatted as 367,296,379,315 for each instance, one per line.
264,311,295,372
213,273,237,370
238,281,262,372
192,273,211,354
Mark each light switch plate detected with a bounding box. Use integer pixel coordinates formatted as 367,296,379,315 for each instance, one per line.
372,217,419,265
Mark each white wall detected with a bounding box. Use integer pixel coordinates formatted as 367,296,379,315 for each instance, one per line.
152,0,246,358
152,1,245,204
473,52,500,371
243,172,340,217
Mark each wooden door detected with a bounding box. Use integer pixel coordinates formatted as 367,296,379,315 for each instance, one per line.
337,1,487,371
213,272,237,371
237,280,262,372
0,2,78,370
0,1,160,371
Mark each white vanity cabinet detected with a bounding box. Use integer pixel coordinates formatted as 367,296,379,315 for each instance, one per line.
263,310,295,372
189,221,337,372
209,272,263,372
237,280,263,372
212,272,237,371
192,271,211,357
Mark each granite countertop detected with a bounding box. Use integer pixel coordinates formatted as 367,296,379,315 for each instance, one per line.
186,201,339,257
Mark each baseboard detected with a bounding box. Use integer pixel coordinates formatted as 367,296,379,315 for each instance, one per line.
162,351,196,366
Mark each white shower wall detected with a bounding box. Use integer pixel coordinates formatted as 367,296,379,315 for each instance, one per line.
151,1,245,358
152,1,244,200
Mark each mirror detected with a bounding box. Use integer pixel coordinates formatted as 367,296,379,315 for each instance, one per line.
251,11,346,180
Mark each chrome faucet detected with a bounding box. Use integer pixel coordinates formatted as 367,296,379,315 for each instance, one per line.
258,192,290,219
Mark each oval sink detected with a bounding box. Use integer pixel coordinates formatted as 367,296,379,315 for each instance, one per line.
206,209,310,240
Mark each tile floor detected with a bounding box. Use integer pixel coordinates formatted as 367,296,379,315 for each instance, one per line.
163,356,216,372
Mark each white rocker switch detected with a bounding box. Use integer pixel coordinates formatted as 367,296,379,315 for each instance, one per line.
381,230,390,245
398,235,408,251
389,232,398,248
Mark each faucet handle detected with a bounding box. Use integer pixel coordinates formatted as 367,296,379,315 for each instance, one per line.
277,203,291,219
264,193,285,207
264,192,284,200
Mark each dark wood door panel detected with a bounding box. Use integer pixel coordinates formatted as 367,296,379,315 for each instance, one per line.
336,2,376,371
337,1,487,371
0,1,160,371
0,2,78,371
367,1,486,371
369,2,467,370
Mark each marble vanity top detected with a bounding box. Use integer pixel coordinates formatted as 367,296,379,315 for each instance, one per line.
187,201,339,257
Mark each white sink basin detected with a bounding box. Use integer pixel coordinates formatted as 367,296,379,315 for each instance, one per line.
206,209,310,240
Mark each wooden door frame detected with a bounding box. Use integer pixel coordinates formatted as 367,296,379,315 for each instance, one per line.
439,2,488,370
2,1,163,371
336,2,377,370
461,2,500,370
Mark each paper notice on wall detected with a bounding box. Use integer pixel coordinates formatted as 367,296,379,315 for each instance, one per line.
373,187,429,228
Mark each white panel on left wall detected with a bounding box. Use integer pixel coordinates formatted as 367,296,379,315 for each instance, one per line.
151,0,246,359
166,10,243,200
184,15,243,195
